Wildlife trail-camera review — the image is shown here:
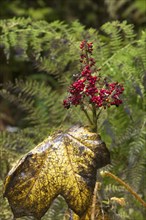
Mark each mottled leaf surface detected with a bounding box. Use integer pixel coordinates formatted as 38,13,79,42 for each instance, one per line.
3,125,110,219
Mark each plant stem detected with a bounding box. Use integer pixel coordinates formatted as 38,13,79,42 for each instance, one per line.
96,108,102,121
91,181,98,220
81,106,93,126
92,103,97,132
85,42,90,64
101,171,146,209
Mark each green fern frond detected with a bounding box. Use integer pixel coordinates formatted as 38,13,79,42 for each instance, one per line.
0,18,146,220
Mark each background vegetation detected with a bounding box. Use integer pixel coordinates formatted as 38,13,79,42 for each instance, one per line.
0,0,146,219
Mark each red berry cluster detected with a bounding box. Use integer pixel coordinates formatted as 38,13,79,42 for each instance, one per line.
63,40,124,109
91,82,124,108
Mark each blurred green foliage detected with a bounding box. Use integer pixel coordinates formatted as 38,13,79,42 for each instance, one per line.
0,1,146,219
0,0,146,28
0,0,146,85
0,18,146,219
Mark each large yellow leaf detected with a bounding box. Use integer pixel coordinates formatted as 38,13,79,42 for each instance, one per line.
3,125,110,219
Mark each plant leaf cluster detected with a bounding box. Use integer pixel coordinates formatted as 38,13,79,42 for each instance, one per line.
0,18,146,219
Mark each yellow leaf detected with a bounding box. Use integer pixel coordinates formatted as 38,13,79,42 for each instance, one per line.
3,125,110,219
110,197,126,206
